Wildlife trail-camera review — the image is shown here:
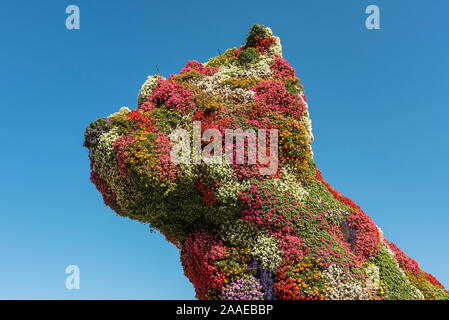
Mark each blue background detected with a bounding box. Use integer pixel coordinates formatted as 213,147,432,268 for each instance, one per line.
0,0,448,299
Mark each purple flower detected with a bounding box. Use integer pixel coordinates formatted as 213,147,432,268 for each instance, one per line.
221,275,264,300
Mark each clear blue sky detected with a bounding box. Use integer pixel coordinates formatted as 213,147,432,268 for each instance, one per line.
0,0,448,299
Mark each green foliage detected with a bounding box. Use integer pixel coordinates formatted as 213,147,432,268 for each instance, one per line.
149,106,183,134
171,70,204,83
246,24,271,46
304,180,352,226
125,165,243,244
369,244,417,300
282,78,303,95
238,47,260,66
128,178,216,243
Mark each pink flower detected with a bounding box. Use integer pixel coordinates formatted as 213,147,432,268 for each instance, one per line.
180,60,219,76
148,78,195,114
271,55,296,78
251,80,306,120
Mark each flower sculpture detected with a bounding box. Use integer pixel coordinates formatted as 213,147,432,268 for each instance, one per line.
83,24,448,300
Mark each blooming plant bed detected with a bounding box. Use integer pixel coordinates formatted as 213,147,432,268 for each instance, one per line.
83,24,448,300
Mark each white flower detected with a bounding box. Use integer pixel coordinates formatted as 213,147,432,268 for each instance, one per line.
221,220,282,272
137,74,164,106
266,36,282,57
89,127,143,212
300,110,314,143
251,234,282,272
322,264,370,300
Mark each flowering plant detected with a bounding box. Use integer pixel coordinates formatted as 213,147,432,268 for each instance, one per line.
83,24,448,300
